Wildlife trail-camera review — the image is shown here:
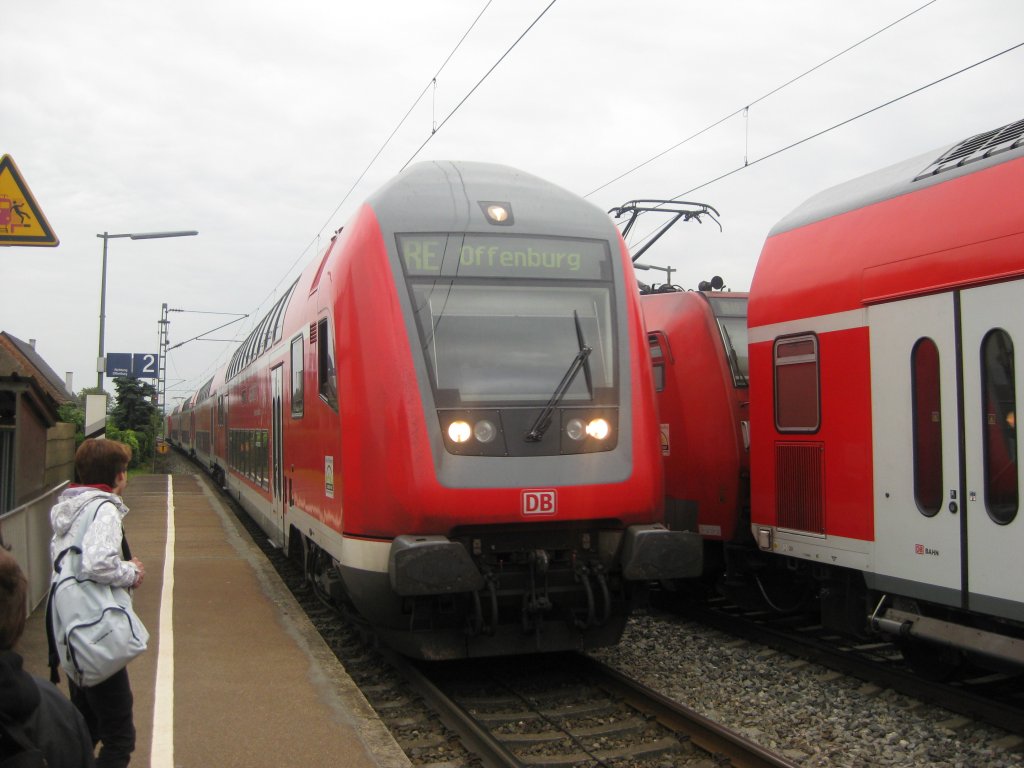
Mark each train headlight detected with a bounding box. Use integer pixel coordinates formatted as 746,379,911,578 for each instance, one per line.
474,419,497,444
448,420,472,443
559,410,617,453
586,418,611,440
480,201,514,225
566,418,586,441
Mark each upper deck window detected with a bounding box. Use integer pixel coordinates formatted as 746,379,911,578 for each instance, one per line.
774,334,819,432
227,280,298,381
291,335,304,418
317,318,338,411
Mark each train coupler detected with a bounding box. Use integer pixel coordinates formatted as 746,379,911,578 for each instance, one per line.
522,549,554,640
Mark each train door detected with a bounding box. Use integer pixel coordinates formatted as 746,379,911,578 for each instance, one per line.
869,293,963,606
960,279,1022,620
271,365,285,543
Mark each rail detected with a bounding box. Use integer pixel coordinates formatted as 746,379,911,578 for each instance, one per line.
1,481,67,611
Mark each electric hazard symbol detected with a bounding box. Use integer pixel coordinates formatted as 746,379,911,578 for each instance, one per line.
0,154,59,246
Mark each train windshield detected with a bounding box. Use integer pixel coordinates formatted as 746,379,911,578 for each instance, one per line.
708,295,749,386
399,234,616,407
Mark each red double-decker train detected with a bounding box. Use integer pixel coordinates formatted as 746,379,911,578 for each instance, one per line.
643,117,1024,671
168,161,700,659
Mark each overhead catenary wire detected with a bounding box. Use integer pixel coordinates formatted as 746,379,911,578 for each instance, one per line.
172,3,509,395
318,0,496,237
584,0,939,200
400,0,561,170
174,3,564,395
248,1,497,319
666,40,1024,202
620,40,1024,255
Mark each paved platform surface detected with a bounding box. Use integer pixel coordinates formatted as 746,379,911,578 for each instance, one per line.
18,472,411,768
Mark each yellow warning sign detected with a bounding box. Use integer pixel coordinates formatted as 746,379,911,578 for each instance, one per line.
0,154,59,247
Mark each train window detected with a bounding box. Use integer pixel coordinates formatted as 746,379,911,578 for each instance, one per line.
648,333,668,393
981,329,1018,525
911,338,943,516
774,335,819,432
317,318,338,411
709,296,749,386
410,283,614,406
291,335,304,417
217,395,225,426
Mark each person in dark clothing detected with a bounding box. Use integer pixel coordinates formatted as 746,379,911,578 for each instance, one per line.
0,548,95,767
49,439,145,768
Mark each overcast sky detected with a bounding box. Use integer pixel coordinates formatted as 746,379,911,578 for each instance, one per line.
3,0,1022,405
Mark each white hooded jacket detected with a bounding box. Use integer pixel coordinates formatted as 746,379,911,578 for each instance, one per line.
50,486,138,589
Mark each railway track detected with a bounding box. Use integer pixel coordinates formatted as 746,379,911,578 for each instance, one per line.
658,592,1024,737
168,455,798,767
389,650,800,768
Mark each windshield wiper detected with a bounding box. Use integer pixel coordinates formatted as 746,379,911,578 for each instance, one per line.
526,313,592,443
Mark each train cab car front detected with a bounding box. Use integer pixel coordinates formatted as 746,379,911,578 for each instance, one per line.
305,161,698,658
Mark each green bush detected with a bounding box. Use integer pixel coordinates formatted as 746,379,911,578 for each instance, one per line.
105,426,142,468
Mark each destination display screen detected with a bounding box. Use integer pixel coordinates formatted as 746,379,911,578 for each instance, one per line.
398,233,611,281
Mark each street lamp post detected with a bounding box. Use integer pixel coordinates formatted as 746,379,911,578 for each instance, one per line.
96,230,198,390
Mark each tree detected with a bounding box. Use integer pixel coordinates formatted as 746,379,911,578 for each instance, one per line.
111,378,159,465
111,378,158,432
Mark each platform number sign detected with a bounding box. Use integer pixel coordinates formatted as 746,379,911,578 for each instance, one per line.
105,352,159,379
133,353,158,378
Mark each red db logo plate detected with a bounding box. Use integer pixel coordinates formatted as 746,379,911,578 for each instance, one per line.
522,489,557,516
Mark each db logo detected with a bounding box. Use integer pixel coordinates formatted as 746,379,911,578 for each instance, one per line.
522,489,557,516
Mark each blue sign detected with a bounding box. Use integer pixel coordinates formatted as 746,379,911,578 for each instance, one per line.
106,352,159,379
105,353,132,378
132,353,159,378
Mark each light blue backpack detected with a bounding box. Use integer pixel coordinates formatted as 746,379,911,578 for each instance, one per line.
47,498,149,687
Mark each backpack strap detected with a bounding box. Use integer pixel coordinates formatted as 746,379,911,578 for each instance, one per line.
45,573,61,685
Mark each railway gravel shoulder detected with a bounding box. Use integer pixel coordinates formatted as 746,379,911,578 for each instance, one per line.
590,611,1024,768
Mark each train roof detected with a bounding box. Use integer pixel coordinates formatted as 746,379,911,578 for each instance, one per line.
770,118,1024,236
366,161,614,239
750,118,1024,327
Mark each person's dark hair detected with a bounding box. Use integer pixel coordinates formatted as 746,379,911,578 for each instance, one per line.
74,439,132,486
0,548,28,651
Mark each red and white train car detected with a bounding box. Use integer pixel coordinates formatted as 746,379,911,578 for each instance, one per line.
641,289,750,570
170,161,701,659
748,118,1023,663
